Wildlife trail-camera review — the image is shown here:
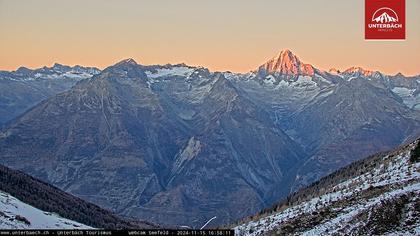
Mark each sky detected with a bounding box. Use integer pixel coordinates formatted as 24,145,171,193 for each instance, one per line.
0,0,419,75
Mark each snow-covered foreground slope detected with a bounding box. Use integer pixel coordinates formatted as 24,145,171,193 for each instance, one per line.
0,191,93,229
234,140,420,235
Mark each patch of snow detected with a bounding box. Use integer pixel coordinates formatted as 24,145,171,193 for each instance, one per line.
62,71,97,79
0,191,93,229
146,66,195,79
223,72,246,82
315,74,332,84
263,75,276,85
293,76,316,86
391,87,419,110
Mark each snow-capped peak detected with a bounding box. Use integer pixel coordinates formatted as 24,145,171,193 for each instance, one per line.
343,66,375,77
257,49,315,76
51,63,71,72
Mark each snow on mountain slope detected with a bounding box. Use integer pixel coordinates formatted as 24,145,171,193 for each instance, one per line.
0,64,101,125
0,191,93,229
145,65,195,79
392,87,419,110
225,50,340,128
234,140,420,235
0,64,100,82
339,67,420,110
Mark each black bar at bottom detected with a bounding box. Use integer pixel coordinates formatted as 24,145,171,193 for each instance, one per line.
0,230,234,236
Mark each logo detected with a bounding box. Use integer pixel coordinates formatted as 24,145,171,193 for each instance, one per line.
365,0,405,40
372,8,398,23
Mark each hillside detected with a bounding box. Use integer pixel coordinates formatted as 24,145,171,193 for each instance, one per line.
0,190,92,229
0,164,156,229
234,139,420,235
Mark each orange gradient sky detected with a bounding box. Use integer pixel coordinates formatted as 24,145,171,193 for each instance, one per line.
0,0,419,75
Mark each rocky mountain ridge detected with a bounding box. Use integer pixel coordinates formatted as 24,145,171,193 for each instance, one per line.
0,64,100,125
0,50,419,227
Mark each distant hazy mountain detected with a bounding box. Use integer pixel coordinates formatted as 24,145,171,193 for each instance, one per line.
235,139,420,235
0,50,419,227
226,50,420,189
0,64,100,125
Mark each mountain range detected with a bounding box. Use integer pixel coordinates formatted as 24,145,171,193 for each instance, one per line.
0,49,419,227
0,63,100,126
